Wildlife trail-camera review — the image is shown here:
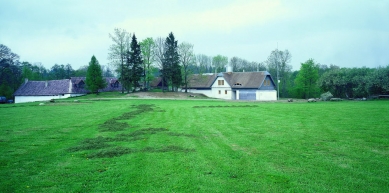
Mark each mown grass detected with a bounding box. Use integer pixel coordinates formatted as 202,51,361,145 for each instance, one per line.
0,98,388,192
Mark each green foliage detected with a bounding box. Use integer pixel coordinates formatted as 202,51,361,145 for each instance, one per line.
140,37,155,89
86,55,106,94
0,44,23,96
368,65,389,95
0,83,13,99
129,34,144,90
212,55,228,73
318,67,384,98
162,32,181,91
122,34,143,92
74,65,88,77
294,59,319,98
1,99,389,192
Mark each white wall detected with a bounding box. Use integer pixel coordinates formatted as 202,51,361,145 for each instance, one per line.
257,90,277,101
185,89,212,97
211,77,232,99
14,93,85,103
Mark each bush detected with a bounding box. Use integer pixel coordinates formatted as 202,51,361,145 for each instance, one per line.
321,91,333,101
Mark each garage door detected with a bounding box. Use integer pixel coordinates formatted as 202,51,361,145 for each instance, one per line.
239,90,256,100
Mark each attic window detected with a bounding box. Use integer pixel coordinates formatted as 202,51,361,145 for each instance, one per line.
264,80,270,86
234,83,242,86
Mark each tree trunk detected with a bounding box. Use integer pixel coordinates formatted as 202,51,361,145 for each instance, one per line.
121,58,124,94
185,74,187,93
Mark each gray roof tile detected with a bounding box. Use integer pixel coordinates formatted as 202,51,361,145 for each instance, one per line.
185,71,274,89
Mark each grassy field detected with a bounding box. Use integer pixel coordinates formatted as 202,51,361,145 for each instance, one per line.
0,96,388,192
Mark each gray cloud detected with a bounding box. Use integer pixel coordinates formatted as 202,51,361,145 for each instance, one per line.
1,0,388,71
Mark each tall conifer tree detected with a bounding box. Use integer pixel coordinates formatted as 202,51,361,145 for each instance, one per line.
124,34,143,92
86,55,106,94
162,32,181,91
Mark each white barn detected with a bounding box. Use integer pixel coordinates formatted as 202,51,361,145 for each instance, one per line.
13,77,122,103
184,71,277,101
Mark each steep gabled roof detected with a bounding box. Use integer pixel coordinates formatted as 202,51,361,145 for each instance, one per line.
14,79,70,96
186,73,217,88
223,71,272,89
71,77,122,93
185,71,275,89
101,77,122,92
150,77,162,87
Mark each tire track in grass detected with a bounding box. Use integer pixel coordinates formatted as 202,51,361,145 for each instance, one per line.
186,106,251,191
68,104,195,158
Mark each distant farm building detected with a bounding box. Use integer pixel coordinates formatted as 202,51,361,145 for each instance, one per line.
13,77,121,103
183,70,277,101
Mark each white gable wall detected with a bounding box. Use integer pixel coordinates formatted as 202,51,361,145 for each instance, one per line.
211,77,232,99
257,90,277,101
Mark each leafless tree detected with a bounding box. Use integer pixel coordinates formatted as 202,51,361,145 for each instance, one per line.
153,37,165,69
178,42,195,92
266,49,292,97
108,28,131,93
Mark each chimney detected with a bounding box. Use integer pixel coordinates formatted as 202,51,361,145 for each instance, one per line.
45,81,48,88
226,65,233,74
25,78,28,84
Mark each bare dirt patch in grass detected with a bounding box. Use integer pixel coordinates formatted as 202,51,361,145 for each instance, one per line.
128,92,209,99
99,120,130,132
69,104,196,158
193,105,258,108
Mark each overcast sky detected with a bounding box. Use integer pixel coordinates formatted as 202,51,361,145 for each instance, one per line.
1,0,388,71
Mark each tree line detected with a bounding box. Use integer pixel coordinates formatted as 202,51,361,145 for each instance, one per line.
287,59,389,99
108,29,271,93
0,44,116,98
2,30,388,99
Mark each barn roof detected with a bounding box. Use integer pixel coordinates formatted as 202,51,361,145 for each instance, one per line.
70,77,122,93
223,71,272,89
150,77,162,87
186,74,217,88
14,77,122,96
14,79,70,96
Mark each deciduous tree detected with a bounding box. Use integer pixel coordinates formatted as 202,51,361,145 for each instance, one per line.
178,42,195,92
140,37,155,90
195,54,212,74
212,55,228,73
0,44,22,99
295,59,319,99
108,28,131,93
266,49,292,97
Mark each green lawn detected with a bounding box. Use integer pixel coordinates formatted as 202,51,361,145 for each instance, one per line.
1,98,388,192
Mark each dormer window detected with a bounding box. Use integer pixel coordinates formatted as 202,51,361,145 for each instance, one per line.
111,82,119,88
78,82,85,88
234,83,242,86
263,79,271,86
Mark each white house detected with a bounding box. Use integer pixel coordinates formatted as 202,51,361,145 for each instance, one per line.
184,71,277,101
13,77,122,103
